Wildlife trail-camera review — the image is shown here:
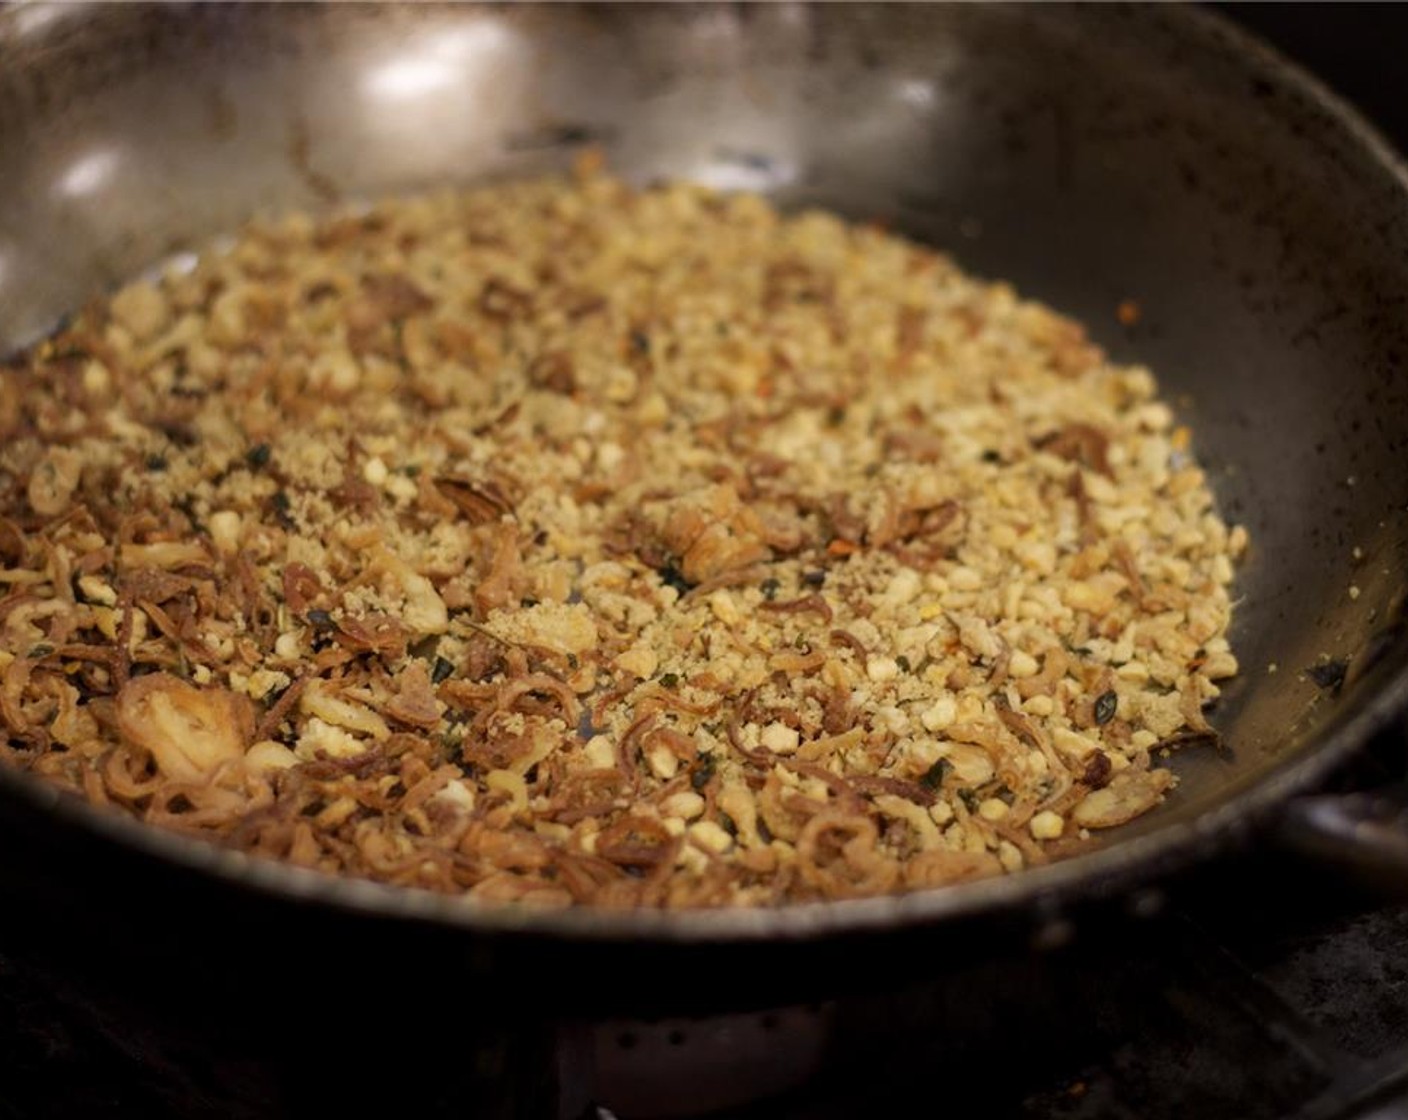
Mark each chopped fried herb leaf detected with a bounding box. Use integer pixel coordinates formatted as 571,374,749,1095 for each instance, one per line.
270,490,294,528
658,562,693,595
919,758,951,790
1094,690,1118,725
691,753,716,790
1307,659,1348,692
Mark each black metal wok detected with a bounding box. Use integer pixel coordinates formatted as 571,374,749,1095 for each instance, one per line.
1,0,1407,1094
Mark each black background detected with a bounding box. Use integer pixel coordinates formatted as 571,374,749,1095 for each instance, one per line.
1218,4,1408,154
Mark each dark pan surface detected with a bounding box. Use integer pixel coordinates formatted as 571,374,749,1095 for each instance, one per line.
0,2,1406,943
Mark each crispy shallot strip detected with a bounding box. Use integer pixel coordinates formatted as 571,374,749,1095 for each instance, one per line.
796,811,898,898
759,593,833,624
253,674,311,743
725,689,770,767
829,628,869,658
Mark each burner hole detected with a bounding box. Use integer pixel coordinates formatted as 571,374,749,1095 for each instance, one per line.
667,1029,687,1047
617,1032,638,1051
760,1014,780,1031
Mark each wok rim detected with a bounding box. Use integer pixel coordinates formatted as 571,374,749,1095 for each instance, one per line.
2,2,1407,945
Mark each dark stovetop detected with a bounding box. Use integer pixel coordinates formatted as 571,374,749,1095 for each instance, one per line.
572,726,1408,1120
4,8,1408,1120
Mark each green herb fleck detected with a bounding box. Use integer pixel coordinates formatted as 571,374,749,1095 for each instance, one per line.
270,490,294,528
1307,659,1348,692
658,562,693,595
1094,690,1118,725
691,753,716,790
245,443,272,468
432,656,455,684
896,655,912,673
919,758,951,790
659,672,680,689
760,577,781,601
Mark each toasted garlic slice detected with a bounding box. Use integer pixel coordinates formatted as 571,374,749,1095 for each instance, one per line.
116,674,250,783
1072,768,1174,829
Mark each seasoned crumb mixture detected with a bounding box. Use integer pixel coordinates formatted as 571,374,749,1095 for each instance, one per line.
0,166,1246,908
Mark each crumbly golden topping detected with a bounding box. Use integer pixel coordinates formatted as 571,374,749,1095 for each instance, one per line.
0,166,1245,908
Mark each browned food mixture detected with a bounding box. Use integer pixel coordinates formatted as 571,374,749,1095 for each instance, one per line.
0,166,1246,908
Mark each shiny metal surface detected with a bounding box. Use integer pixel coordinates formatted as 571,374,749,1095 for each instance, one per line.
1,1,1407,946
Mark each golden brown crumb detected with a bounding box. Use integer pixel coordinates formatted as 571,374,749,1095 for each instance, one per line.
0,170,1244,908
